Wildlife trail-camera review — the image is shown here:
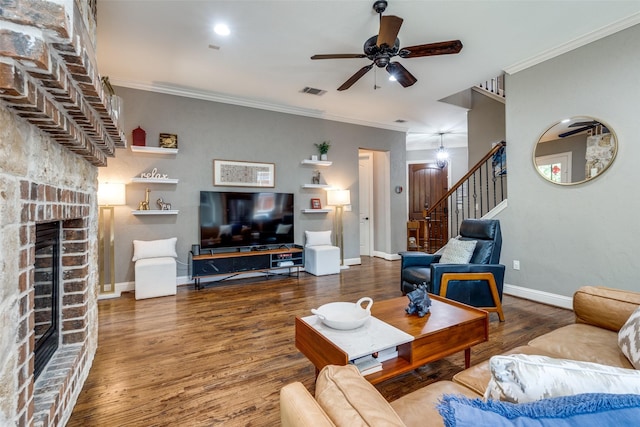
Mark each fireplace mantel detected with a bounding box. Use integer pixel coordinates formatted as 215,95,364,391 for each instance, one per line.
0,0,126,166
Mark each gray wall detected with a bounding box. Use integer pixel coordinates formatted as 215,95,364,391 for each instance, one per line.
497,23,640,296
101,87,407,283
467,90,506,167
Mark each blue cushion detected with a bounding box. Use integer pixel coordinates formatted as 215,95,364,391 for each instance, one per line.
437,393,640,427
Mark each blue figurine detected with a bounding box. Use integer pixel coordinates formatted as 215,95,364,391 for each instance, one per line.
405,284,432,317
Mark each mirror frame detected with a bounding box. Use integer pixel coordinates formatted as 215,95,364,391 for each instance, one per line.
533,116,617,186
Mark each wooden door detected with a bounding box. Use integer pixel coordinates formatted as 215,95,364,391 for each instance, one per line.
408,163,448,220
408,163,448,252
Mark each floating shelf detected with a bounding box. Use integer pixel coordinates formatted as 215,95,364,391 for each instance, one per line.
131,177,179,184
131,146,178,155
301,159,332,166
132,210,179,216
301,209,332,214
301,184,332,189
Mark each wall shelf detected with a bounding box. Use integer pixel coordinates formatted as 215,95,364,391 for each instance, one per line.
132,210,179,216
301,159,332,166
301,184,331,189
131,146,178,155
301,209,332,214
131,177,179,184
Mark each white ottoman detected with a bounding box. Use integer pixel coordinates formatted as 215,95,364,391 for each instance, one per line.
135,257,177,299
305,245,340,276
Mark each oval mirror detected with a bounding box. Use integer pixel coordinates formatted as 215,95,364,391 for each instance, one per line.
533,116,617,185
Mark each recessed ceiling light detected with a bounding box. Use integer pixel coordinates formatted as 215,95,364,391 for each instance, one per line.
214,23,230,36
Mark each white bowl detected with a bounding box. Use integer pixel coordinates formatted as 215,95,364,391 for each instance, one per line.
311,297,373,330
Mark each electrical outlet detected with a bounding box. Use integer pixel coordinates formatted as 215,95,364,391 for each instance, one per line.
513,260,520,270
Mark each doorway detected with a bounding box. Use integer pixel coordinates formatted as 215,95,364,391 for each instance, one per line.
408,162,448,220
359,152,373,256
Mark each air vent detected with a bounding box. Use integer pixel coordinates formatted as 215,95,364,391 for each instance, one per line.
301,87,327,96
394,119,407,123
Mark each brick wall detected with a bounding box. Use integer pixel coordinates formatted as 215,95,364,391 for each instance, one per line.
0,1,126,426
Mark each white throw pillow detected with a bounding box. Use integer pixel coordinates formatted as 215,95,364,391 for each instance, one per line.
132,238,178,262
484,354,640,403
438,238,477,264
305,230,332,247
618,306,640,369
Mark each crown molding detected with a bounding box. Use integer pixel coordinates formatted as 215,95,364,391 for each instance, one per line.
110,79,409,133
505,12,640,75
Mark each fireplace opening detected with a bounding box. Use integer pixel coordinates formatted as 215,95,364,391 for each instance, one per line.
34,221,61,380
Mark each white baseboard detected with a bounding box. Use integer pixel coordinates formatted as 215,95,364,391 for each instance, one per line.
372,251,401,261
344,257,362,266
503,283,573,310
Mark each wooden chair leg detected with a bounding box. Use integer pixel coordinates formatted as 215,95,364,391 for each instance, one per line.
440,272,505,322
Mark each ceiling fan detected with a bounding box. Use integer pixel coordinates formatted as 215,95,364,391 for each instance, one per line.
559,120,607,138
311,0,463,91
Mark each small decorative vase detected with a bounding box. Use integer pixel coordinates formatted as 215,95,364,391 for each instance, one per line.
321,154,328,161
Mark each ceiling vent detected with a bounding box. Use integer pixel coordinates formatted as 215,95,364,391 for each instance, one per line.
394,119,407,123
301,87,327,96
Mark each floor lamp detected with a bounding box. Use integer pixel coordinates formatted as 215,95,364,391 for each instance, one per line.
97,182,126,296
327,189,351,269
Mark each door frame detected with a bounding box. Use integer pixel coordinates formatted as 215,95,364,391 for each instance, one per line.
359,151,374,257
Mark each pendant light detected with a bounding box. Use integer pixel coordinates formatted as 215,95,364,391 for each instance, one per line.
436,133,449,168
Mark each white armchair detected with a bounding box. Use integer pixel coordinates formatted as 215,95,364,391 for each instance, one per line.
304,231,340,276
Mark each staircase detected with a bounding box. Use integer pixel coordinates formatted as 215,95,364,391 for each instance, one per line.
423,141,507,253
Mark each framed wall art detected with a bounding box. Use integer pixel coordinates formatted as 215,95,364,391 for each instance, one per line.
311,198,322,209
213,159,275,187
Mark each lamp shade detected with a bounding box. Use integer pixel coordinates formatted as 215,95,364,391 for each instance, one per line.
98,182,126,206
327,189,351,206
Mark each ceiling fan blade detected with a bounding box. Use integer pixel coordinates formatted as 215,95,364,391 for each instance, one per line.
377,15,403,48
337,64,373,91
559,125,596,138
399,40,463,58
311,53,367,60
568,120,599,128
386,62,417,88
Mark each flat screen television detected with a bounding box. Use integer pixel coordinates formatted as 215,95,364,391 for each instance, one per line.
199,191,294,250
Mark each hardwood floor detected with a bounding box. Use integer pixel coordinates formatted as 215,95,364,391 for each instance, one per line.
68,257,575,427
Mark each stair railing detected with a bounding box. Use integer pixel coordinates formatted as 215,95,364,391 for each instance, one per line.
423,141,507,253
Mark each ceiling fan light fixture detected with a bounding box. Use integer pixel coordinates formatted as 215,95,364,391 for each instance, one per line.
214,23,230,36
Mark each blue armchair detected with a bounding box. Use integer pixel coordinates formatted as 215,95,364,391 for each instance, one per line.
399,219,505,321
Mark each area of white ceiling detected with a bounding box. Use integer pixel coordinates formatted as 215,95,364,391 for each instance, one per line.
96,1,640,150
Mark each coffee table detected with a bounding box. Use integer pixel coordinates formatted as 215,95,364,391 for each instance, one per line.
295,294,489,384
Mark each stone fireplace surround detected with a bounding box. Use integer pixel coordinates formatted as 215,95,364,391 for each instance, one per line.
0,1,126,426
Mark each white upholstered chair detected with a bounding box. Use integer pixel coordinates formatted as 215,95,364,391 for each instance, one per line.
132,237,178,299
304,230,340,276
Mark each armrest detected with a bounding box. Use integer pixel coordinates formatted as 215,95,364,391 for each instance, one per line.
280,382,336,427
431,264,505,294
399,251,441,268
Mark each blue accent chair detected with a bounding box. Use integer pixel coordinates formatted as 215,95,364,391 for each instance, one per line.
399,219,505,321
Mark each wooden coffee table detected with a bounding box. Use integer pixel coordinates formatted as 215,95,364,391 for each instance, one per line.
295,294,489,384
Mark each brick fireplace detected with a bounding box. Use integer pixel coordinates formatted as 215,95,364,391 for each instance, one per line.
0,1,126,426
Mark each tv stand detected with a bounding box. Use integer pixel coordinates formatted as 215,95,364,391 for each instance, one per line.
189,244,305,290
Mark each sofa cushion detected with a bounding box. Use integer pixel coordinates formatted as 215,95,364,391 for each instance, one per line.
573,286,640,332
452,345,561,395
280,382,336,427
438,238,477,264
315,365,405,427
437,392,640,427
618,306,640,369
484,354,640,403
390,381,479,427
527,323,633,368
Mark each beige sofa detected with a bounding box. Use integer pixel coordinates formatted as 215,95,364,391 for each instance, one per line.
280,286,640,427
